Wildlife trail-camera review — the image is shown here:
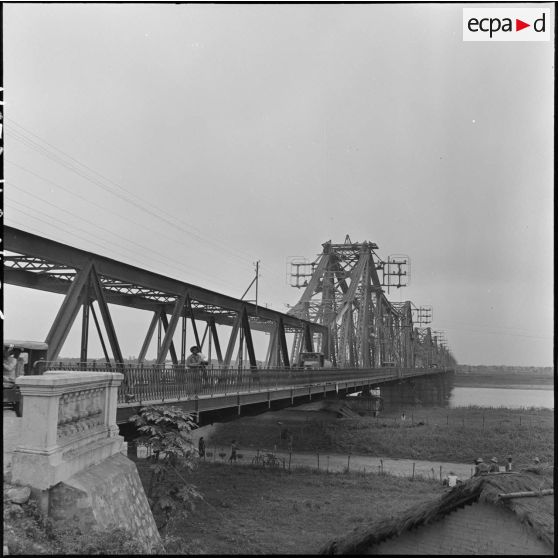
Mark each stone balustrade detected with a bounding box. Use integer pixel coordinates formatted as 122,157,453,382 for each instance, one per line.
12,371,124,490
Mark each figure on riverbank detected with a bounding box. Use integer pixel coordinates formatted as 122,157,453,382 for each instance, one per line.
474,458,490,476
198,436,206,458
489,457,499,473
443,471,460,487
506,455,513,471
229,440,238,463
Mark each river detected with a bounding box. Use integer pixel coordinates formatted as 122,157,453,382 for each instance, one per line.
449,386,553,409
373,372,554,412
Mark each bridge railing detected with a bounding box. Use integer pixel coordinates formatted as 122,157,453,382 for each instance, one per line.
39,362,449,405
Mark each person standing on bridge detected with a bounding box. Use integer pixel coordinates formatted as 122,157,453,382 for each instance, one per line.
186,346,208,388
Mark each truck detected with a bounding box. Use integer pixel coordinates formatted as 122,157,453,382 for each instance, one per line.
298,351,325,369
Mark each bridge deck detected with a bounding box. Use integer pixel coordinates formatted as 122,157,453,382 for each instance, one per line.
46,364,451,423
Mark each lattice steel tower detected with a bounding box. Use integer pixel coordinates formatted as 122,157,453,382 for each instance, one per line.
287,236,412,368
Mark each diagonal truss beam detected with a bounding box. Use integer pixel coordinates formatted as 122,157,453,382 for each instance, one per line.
209,318,223,364
278,317,290,368
138,309,161,363
45,262,93,361
240,306,257,368
224,312,242,367
90,266,124,364
157,292,187,365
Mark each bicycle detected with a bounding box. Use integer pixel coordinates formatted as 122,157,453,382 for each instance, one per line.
265,453,282,468
251,454,266,467
252,451,282,468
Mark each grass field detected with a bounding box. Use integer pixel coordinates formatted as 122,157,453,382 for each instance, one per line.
206,405,554,468
6,402,552,554
144,404,553,553
135,460,444,555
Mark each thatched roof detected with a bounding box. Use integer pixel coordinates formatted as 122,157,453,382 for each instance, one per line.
319,465,554,554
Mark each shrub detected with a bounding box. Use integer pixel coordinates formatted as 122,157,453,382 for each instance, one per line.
129,406,203,531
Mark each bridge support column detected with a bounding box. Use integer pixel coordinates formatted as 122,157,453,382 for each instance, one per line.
11,370,160,551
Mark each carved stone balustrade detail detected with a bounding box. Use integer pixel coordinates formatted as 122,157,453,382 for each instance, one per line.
12,371,124,490
57,388,106,440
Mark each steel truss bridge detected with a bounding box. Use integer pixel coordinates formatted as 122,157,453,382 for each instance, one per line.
3,226,326,368
288,237,456,369
4,227,456,421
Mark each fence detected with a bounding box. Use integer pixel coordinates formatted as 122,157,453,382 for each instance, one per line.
41,362,447,405
130,440,475,483
362,409,552,429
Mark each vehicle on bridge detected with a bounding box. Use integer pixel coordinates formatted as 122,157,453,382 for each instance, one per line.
298,351,325,369
3,340,48,416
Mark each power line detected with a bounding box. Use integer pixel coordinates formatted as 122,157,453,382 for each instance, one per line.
5,199,238,293
5,118,291,299
7,186,238,290
6,160,261,275
6,118,261,266
436,324,552,341
6,134,289,298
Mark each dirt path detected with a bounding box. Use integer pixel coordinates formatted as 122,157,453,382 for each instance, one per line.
200,445,474,481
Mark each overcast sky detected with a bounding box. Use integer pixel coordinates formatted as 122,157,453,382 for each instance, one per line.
2,2,554,366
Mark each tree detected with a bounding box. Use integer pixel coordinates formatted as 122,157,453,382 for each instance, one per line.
129,405,203,531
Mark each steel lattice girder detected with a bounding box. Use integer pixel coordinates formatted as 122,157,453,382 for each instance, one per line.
287,239,452,369
4,226,326,363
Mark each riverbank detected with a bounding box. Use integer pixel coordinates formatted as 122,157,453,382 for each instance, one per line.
134,459,445,555
204,403,554,468
454,372,553,389
4,400,553,555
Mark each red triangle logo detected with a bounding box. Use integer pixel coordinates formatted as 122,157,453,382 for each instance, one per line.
516,19,530,32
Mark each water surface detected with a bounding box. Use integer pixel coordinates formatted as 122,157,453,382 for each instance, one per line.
449,387,553,409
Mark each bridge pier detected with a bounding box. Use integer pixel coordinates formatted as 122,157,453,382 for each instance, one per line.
375,371,454,412
12,371,160,551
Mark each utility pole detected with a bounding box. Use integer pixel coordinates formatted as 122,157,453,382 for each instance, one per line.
240,260,260,310
255,260,259,311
